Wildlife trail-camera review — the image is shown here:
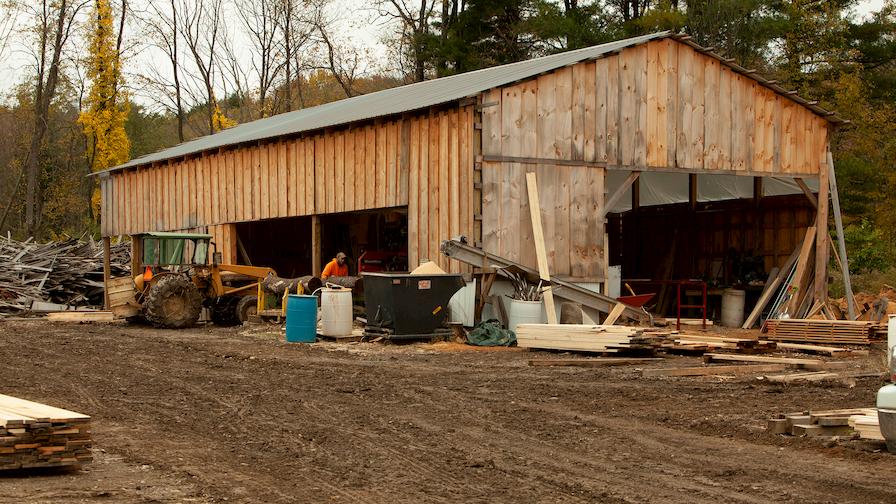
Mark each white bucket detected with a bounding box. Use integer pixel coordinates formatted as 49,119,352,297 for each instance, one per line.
720,289,746,328
320,288,352,336
888,315,896,366
507,299,546,333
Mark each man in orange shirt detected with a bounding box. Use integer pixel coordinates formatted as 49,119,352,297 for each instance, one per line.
321,252,349,280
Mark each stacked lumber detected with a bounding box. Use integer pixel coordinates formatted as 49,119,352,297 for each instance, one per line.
768,408,877,437
764,319,879,345
0,394,92,470
662,334,776,354
0,235,130,317
771,342,869,357
515,324,673,353
848,412,885,441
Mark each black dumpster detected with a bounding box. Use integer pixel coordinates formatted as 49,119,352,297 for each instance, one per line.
362,272,465,339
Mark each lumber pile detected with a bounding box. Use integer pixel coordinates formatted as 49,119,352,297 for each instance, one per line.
848,412,885,441
768,408,877,437
764,319,880,345
515,324,673,353
0,393,92,470
770,342,869,357
0,235,130,317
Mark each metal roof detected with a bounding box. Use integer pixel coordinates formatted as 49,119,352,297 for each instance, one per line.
98,31,843,175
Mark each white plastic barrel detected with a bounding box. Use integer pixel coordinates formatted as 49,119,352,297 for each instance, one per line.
888,314,896,366
320,288,352,337
507,299,546,333
721,289,746,328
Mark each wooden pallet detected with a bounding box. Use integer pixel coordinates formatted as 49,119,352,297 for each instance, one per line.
764,319,877,345
0,394,92,471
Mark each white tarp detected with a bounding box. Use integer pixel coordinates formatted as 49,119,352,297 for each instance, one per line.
605,170,818,213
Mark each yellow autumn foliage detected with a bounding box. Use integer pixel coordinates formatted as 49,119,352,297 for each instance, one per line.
79,0,130,220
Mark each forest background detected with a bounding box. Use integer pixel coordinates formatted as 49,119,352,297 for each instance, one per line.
0,0,894,290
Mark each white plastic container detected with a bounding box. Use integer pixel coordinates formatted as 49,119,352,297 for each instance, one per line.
507,299,546,333
720,289,746,328
888,314,896,366
320,288,353,337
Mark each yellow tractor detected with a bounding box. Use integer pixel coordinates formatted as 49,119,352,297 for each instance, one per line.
111,232,275,328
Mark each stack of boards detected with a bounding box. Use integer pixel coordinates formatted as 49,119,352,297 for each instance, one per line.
768,407,883,441
0,393,92,470
765,319,880,345
664,334,777,354
515,324,671,353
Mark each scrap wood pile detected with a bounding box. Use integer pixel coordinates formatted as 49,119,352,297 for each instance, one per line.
0,393,92,470
763,319,883,345
768,408,882,441
662,333,776,354
0,235,130,317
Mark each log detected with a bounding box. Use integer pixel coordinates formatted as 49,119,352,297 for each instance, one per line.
262,275,322,296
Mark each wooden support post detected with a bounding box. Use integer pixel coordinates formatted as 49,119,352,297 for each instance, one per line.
827,152,855,319
814,154,830,307
102,236,112,310
311,215,322,276
603,171,640,218
689,174,698,210
631,176,640,210
129,237,142,278
525,172,558,324
753,177,763,206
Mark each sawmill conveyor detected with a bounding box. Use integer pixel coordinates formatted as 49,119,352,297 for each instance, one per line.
439,237,650,324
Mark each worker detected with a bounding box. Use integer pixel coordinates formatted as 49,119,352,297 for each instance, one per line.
321,252,349,280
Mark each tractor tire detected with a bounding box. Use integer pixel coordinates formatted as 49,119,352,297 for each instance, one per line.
235,295,258,324
211,297,241,326
143,274,202,329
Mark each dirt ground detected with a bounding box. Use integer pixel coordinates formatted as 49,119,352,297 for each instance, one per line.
1,320,894,504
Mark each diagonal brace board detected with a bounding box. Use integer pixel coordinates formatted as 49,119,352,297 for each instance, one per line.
525,172,558,324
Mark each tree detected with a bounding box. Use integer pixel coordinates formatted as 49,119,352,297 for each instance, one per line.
140,0,188,142
178,0,234,134
236,0,282,118
21,0,89,235
79,0,130,220
375,0,439,82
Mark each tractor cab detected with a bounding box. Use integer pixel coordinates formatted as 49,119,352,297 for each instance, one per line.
138,232,218,273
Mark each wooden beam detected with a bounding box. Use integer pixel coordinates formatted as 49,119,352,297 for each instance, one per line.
753,177,763,205
784,226,816,317
689,174,698,210
603,303,626,325
641,364,787,377
529,358,663,367
102,237,111,310
631,176,640,210
793,178,818,209
603,171,640,217
814,153,830,306
525,172,558,324
702,353,847,371
311,215,322,276
828,152,855,319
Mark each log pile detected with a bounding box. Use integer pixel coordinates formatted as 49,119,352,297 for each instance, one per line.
764,319,880,345
0,235,130,317
0,394,92,470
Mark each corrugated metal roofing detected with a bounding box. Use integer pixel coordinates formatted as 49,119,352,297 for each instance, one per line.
99,31,843,175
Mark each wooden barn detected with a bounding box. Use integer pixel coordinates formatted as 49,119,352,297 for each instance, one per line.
95,31,849,320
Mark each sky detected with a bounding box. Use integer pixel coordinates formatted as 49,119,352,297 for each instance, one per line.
0,0,888,109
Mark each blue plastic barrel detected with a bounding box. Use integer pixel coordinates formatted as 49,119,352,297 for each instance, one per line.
285,294,317,343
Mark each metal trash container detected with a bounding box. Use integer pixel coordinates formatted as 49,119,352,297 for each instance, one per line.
362,272,465,339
